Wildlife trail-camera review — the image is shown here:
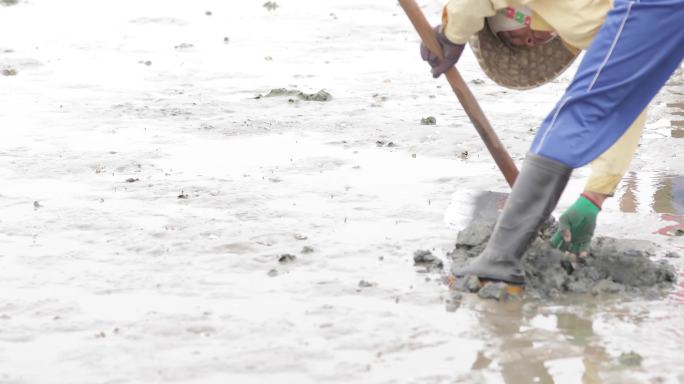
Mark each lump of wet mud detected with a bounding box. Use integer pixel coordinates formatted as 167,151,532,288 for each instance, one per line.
420,116,436,125
477,282,510,301
449,216,677,299
413,250,443,270
278,254,296,263
455,217,494,248
618,351,643,367
255,88,331,102
665,251,680,258
174,43,194,50
263,1,279,11
464,275,481,292
376,140,396,147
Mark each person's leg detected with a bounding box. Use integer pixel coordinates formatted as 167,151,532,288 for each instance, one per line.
453,154,571,284
531,0,684,168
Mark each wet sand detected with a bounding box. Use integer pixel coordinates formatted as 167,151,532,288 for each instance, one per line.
1,1,683,383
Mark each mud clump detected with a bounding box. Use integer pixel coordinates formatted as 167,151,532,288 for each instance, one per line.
413,249,443,270
278,254,296,263
255,88,331,102
477,282,510,301
174,43,194,50
449,216,677,299
263,1,279,11
420,116,436,125
619,351,643,367
376,140,396,148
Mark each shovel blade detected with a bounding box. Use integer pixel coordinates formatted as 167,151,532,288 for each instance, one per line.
471,191,508,222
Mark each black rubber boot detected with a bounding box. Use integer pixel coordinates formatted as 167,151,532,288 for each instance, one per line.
452,154,572,285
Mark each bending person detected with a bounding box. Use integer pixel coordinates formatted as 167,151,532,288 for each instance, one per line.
423,0,652,259
453,0,684,284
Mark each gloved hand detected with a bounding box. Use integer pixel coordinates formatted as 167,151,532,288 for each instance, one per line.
420,25,465,79
550,195,601,256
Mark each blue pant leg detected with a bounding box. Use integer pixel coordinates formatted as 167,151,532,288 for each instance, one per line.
530,0,684,168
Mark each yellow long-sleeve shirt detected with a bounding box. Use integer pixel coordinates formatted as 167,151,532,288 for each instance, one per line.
443,0,644,195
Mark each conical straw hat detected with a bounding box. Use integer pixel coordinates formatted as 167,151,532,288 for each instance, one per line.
469,22,579,90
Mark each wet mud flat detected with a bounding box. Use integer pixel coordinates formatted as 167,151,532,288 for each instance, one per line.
447,216,678,300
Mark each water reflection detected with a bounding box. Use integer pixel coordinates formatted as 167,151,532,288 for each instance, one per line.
467,302,613,384
668,101,684,138
617,172,684,237
617,172,684,215
555,312,611,383
471,302,556,383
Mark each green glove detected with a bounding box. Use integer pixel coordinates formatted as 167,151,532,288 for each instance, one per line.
550,195,601,254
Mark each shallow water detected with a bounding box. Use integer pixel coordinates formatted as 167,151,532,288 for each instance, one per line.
618,172,684,214
1,0,683,383
669,101,684,137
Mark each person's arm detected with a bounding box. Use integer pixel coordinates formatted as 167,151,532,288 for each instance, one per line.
421,0,502,78
551,109,647,255
441,0,498,44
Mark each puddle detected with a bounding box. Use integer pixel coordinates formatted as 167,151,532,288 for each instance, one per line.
617,172,684,215
667,101,684,138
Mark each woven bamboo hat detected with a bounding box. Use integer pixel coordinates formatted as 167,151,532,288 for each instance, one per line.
469,6,579,90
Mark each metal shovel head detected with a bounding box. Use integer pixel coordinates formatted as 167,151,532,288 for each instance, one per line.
470,190,508,222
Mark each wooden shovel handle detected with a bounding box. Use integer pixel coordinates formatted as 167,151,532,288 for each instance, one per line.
398,0,519,187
